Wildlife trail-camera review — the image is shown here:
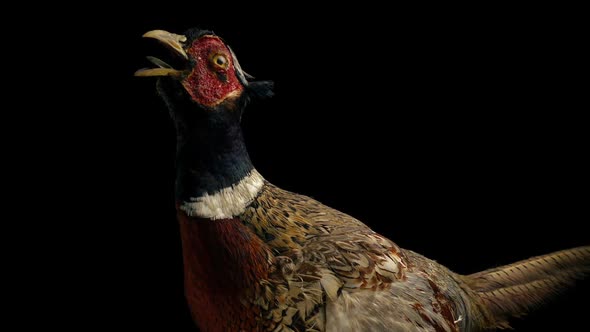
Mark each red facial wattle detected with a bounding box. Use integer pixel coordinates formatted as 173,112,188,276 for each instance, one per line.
182,36,244,107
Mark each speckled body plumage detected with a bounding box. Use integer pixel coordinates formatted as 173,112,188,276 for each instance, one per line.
176,181,589,331
238,182,473,331
136,28,590,331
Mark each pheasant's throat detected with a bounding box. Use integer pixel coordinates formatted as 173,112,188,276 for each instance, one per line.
178,212,270,330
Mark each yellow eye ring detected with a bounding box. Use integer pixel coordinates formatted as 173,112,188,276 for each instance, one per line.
210,53,229,69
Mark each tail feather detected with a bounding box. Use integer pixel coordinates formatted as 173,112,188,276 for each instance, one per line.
468,246,590,292
478,274,578,316
464,246,590,328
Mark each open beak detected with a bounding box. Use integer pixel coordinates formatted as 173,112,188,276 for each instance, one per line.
135,30,188,77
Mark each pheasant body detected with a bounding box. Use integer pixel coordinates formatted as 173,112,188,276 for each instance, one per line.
136,28,590,331
238,182,475,331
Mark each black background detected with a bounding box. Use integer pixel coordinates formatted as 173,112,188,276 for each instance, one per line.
57,3,588,331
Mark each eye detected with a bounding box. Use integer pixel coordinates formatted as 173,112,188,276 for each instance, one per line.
210,54,229,69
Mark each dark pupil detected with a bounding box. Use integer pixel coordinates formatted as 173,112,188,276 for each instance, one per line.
216,56,226,66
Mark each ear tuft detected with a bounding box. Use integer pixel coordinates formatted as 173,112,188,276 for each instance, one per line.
247,81,274,99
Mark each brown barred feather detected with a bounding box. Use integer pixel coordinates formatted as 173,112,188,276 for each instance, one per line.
464,246,590,328
468,247,590,291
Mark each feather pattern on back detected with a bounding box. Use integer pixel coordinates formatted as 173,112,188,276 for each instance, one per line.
239,183,478,331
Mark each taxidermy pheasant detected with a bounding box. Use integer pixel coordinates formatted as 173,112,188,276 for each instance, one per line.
136,28,589,331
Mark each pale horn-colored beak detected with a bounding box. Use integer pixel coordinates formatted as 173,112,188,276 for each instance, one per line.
134,30,188,77
142,30,188,59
